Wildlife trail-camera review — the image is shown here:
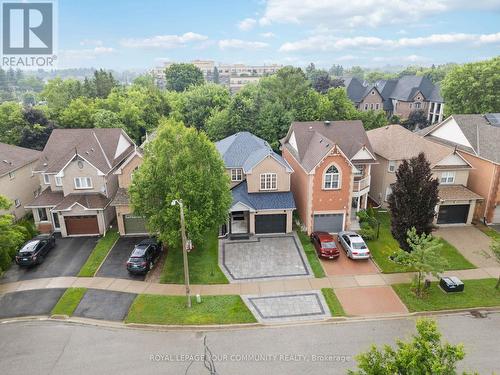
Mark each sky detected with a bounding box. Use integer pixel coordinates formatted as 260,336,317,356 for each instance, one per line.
56,0,500,70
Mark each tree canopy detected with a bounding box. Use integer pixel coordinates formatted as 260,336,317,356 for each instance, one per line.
0,195,28,273
164,63,204,92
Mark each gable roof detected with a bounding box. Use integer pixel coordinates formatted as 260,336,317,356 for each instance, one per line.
282,121,376,173
0,143,40,177
423,114,500,164
215,132,292,173
52,192,111,211
231,180,295,211
34,128,135,175
367,125,467,168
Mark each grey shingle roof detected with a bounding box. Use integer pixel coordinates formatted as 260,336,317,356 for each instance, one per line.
110,188,130,206
231,181,295,210
52,193,111,211
0,143,40,177
215,132,292,172
25,188,63,208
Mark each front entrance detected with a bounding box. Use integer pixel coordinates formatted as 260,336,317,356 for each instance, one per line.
52,212,61,231
230,211,249,234
255,214,286,234
64,215,99,235
437,204,470,224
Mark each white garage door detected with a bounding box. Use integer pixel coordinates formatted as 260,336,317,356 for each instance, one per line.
493,206,500,224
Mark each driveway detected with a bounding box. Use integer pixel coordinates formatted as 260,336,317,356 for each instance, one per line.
220,234,312,282
435,226,496,268
1,237,97,284
73,289,137,321
321,238,379,276
96,237,147,281
0,289,65,318
335,286,408,316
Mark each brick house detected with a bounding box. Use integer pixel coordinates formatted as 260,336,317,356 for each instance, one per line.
281,120,377,234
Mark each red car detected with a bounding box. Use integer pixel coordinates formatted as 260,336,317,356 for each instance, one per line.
310,232,340,259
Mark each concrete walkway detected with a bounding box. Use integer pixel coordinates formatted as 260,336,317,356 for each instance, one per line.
1,267,498,297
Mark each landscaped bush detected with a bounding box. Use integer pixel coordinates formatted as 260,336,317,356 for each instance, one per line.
356,209,378,240
358,222,376,240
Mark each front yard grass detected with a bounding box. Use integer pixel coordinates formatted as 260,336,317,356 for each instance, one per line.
297,230,325,278
78,230,119,277
477,223,500,241
393,278,500,312
160,230,228,284
321,288,345,317
125,294,256,325
366,211,475,273
51,287,87,316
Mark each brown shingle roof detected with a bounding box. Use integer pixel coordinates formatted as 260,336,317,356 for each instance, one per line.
0,143,41,177
110,188,130,206
34,128,135,175
25,188,63,208
438,185,483,201
52,193,111,211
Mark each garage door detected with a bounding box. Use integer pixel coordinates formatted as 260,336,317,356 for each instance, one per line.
313,213,344,233
124,215,147,234
64,215,99,235
493,206,500,224
255,214,286,234
437,204,470,224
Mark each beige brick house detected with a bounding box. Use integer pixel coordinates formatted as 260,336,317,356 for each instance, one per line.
0,143,41,220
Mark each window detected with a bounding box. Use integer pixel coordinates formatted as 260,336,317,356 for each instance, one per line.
364,104,368,110
388,160,397,173
440,171,455,184
384,186,393,202
415,102,421,109
375,103,380,110
9,171,15,179
323,165,340,189
37,208,48,222
409,103,413,109
74,177,92,189
260,173,277,190
14,198,21,207
43,174,50,184
354,165,364,176
231,169,242,182
370,103,374,110
55,176,63,186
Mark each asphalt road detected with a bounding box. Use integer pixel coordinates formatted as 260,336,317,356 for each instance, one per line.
1,313,499,374
96,236,146,281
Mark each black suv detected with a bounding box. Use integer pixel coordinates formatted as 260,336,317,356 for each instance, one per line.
15,233,56,267
126,238,162,275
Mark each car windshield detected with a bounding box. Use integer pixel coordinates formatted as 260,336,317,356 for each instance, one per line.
321,241,336,249
352,242,367,250
19,241,39,253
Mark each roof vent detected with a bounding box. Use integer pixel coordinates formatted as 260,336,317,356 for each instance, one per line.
324,120,331,126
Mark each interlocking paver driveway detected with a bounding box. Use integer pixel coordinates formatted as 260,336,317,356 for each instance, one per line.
220,234,312,283
321,239,379,276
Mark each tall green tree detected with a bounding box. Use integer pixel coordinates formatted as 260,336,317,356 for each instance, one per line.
388,153,439,251
349,319,472,375
441,57,500,115
18,107,55,150
0,102,28,144
129,119,231,247
0,195,27,273
164,63,204,92
40,78,83,120
402,109,429,131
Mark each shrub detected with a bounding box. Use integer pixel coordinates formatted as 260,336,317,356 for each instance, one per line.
359,222,376,240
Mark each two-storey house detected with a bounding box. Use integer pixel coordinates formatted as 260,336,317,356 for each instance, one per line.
368,125,483,225
25,129,135,236
422,114,500,224
0,143,41,220
215,132,296,235
281,120,377,234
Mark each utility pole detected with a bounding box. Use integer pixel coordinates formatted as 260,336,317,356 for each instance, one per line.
172,199,191,308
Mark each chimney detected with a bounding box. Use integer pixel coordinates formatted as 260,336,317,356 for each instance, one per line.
324,120,331,126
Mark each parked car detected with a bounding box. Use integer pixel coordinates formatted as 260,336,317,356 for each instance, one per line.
126,238,162,274
15,233,56,267
310,231,340,259
338,231,370,259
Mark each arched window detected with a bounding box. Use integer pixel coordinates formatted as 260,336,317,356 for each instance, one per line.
324,165,340,189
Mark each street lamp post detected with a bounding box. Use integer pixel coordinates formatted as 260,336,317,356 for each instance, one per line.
171,199,191,308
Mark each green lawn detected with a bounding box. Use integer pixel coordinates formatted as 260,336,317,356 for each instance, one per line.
393,279,500,312
125,294,256,325
51,288,87,316
321,288,345,317
297,230,325,278
366,211,475,273
477,224,500,241
78,230,119,277
160,230,228,284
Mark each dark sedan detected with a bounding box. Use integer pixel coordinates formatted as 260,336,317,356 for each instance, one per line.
15,233,56,267
310,231,340,259
126,238,162,275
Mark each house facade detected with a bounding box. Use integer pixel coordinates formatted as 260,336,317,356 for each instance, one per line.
422,114,500,224
0,143,41,220
344,75,444,124
368,125,483,225
25,128,135,236
281,120,377,235
215,132,295,236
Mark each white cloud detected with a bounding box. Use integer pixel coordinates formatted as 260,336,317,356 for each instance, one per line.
260,32,276,38
60,46,115,63
372,54,428,63
337,54,357,61
79,39,103,47
238,18,257,31
120,32,208,49
478,32,500,43
218,39,269,50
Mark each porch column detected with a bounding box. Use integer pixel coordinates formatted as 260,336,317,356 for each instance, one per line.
363,193,368,209
357,195,361,212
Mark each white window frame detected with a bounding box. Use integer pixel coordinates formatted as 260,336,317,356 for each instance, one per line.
323,164,341,190
384,186,393,202
231,168,242,182
43,174,50,184
440,171,455,184
74,177,93,189
260,173,277,191
364,104,368,110
415,102,421,109
375,103,380,110
14,198,21,207
388,160,397,173
55,176,63,186
37,208,48,222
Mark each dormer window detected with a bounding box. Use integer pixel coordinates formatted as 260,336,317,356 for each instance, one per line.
260,173,277,190
323,165,340,189
231,169,242,182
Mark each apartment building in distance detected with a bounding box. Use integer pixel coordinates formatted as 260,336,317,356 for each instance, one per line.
152,60,216,89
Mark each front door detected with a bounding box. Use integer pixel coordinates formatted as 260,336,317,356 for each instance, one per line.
52,212,60,230
231,211,248,234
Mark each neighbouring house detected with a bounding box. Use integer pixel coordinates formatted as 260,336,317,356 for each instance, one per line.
344,75,444,124
281,120,377,234
422,114,500,224
215,132,296,236
0,143,41,220
25,128,136,236
368,124,483,225
110,148,147,236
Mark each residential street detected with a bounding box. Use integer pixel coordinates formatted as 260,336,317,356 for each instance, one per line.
1,313,499,374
